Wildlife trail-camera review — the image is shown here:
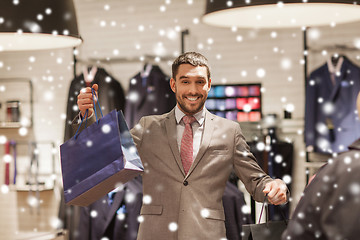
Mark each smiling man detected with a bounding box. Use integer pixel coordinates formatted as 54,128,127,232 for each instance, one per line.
76,52,288,240
170,61,211,115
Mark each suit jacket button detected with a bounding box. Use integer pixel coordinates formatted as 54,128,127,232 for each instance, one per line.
183,180,188,186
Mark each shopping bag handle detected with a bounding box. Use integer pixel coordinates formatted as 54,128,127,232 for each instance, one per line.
258,193,288,225
91,88,104,121
74,87,104,139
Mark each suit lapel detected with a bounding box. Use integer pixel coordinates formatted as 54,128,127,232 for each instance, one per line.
349,139,360,150
329,58,348,102
102,190,126,235
322,64,334,96
186,109,215,178
94,196,111,234
165,109,186,176
135,74,149,111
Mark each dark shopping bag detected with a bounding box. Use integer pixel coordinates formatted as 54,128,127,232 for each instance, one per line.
242,195,288,240
60,88,143,206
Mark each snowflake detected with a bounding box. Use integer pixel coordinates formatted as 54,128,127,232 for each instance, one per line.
125,193,135,203
143,195,152,204
344,156,352,164
168,222,178,232
137,216,144,223
101,124,111,134
350,183,360,195
201,208,210,218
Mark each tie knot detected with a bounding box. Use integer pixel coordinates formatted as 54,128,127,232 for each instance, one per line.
182,115,196,125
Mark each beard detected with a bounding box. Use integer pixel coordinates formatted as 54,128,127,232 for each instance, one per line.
176,93,207,115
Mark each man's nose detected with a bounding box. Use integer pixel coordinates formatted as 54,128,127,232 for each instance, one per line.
188,83,197,94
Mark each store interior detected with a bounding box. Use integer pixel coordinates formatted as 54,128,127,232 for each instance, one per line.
1,0,360,239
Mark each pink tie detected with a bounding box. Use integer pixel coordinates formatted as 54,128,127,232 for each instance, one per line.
181,115,196,175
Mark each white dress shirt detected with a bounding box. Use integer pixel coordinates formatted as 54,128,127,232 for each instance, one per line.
175,105,205,161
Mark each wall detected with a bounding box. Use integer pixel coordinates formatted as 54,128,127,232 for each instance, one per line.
1,0,360,237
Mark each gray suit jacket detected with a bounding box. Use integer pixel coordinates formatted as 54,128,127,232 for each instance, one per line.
130,108,272,240
73,107,273,239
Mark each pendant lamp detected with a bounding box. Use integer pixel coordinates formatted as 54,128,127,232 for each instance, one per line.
0,0,82,51
202,0,360,29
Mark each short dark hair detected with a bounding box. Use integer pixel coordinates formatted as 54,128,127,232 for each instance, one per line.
172,52,211,80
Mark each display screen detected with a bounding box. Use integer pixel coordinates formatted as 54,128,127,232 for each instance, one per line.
206,84,262,122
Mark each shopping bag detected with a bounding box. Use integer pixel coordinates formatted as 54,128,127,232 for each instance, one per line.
242,221,287,240
60,88,143,206
242,195,288,240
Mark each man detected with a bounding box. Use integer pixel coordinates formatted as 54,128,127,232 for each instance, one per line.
76,52,288,239
282,91,360,240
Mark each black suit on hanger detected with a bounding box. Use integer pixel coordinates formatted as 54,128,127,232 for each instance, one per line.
60,67,126,240
248,135,293,221
305,56,360,153
223,181,252,240
125,65,176,129
64,67,126,141
76,177,143,240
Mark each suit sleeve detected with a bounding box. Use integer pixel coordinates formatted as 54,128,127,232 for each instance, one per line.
76,206,91,240
130,116,145,150
70,112,97,137
304,72,318,149
232,123,273,202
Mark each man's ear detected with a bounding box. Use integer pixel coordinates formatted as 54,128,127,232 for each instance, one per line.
207,78,212,92
170,78,176,93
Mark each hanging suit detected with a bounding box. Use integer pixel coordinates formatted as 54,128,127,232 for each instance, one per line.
76,177,143,240
223,181,252,240
125,64,176,129
64,67,126,141
248,134,293,221
60,67,126,240
305,56,360,153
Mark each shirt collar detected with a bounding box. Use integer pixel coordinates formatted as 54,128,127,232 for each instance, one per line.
175,105,205,126
327,56,344,74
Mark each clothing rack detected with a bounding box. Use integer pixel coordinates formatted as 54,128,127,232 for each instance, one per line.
303,27,360,88
3,140,58,213
91,54,175,64
302,28,360,176
10,140,57,182
308,44,360,53
73,29,190,79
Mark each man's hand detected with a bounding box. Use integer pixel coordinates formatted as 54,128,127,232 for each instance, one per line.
77,84,98,118
263,179,288,205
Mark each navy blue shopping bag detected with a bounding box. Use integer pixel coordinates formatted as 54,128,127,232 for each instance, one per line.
60,89,143,206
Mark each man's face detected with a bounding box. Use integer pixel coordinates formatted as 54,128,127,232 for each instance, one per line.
170,64,211,115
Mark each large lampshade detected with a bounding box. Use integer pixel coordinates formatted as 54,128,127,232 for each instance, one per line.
203,0,360,28
0,0,82,51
